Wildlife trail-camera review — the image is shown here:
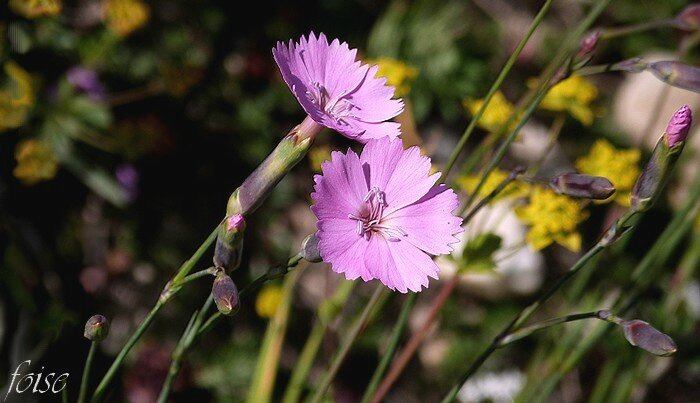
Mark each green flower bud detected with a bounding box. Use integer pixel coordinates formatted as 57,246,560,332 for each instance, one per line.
84,315,110,342
213,214,245,272
300,234,322,263
622,319,677,357
212,271,240,316
550,173,615,200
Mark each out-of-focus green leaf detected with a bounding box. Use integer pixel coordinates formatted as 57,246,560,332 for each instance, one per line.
458,233,502,274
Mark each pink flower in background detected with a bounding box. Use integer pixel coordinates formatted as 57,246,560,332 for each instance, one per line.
311,137,463,292
272,32,403,142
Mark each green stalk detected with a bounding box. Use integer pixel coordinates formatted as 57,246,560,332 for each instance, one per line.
91,227,219,402
246,270,301,403
439,0,555,182
282,280,356,403
309,285,386,403
359,294,416,403
78,342,98,403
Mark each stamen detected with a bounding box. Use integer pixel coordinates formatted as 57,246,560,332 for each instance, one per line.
347,188,406,241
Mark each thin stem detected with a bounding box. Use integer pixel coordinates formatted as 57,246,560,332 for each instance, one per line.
78,342,98,403
371,275,459,403
600,19,673,39
360,293,416,403
496,311,602,346
459,167,524,218
91,226,219,403
527,114,566,176
309,285,385,403
282,281,356,403
91,301,163,402
439,0,555,183
157,296,214,403
179,267,217,285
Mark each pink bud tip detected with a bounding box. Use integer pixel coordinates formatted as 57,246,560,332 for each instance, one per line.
226,214,246,232
665,105,693,147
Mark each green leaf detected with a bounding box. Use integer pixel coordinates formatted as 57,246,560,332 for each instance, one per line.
458,233,502,274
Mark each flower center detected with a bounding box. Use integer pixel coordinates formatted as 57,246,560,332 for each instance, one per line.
306,82,357,125
348,187,407,241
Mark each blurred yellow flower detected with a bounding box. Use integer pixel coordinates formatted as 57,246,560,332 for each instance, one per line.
457,168,528,202
255,284,283,319
308,145,332,172
0,61,34,132
515,186,588,252
14,139,59,185
575,139,641,206
463,91,520,133
367,58,418,97
9,0,61,18
104,0,149,36
535,75,598,126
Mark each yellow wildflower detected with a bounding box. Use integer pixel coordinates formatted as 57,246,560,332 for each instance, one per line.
463,91,521,133
104,0,149,37
9,0,61,18
367,58,418,97
535,75,598,126
308,145,333,172
14,139,59,185
515,186,588,252
0,61,34,132
255,284,283,319
457,168,528,202
575,139,641,206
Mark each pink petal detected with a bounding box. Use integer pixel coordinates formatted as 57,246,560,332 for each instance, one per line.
384,185,464,255
311,149,368,220
386,238,439,292
317,218,373,281
346,64,404,123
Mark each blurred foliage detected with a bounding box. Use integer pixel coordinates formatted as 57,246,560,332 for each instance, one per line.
1,0,700,402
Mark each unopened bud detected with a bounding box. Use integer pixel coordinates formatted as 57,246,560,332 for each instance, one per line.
84,315,110,342
631,107,691,211
575,30,601,64
550,173,615,200
622,319,677,356
674,4,700,30
212,272,240,316
300,234,322,263
213,214,245,272
664,105,693,148
648,61,700,93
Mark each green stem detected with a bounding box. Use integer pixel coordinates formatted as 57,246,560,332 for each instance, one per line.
282,280,356,403
309,285,385,403
78,342,98,403
157,296,214,403
91,301,163,402
439,0,555,182
496,311,602,346
600,19,673,39
359,294,417,403
91,227,219,403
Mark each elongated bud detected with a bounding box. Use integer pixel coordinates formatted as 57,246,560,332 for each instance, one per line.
214,214,245,272
622,319,677,356
631,106,692,211
84,315,110,342
664,104,693,147
226,122,315,216
575,30,601,65
550,173,615,200
648,61,700,92
300,234,322,263
674,4,700,30
212,271,240,316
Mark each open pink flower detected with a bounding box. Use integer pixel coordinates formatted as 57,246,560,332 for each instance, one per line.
273,32,403,142
311,137,463,292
